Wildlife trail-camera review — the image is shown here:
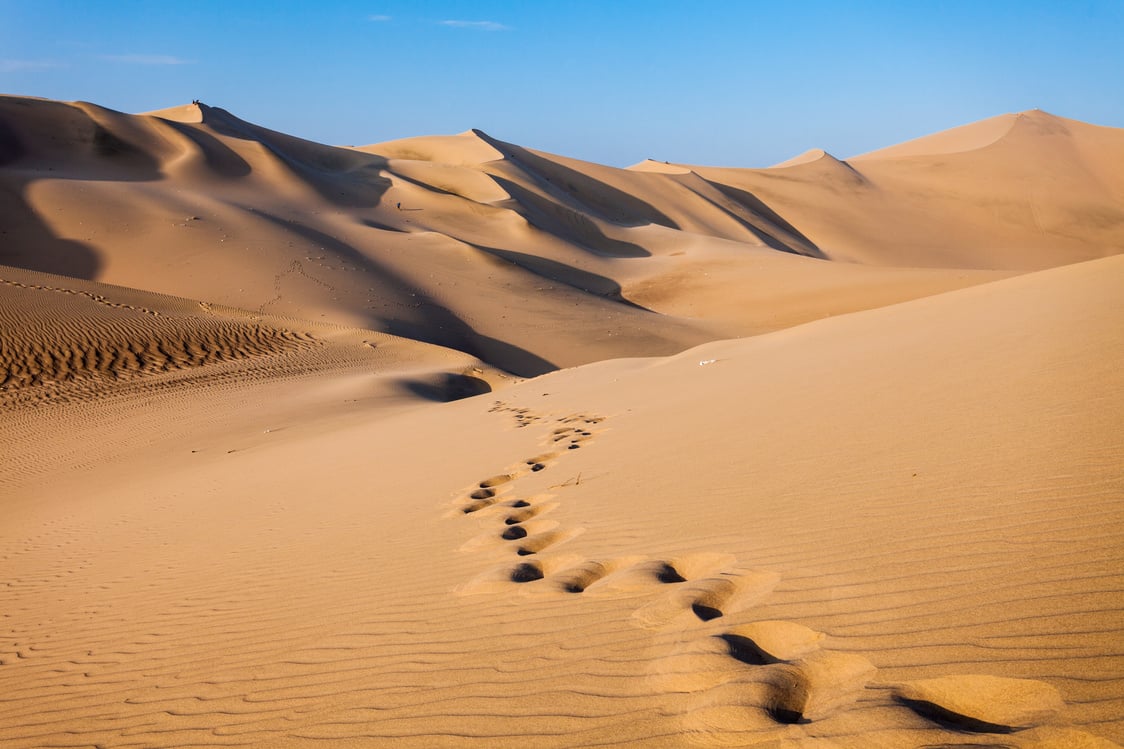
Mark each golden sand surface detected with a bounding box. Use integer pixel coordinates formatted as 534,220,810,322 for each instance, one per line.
1,96,1121,747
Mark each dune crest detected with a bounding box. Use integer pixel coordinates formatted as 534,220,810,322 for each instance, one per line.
851,111,1021,160
143,101,204,123
769,147,833,168
357,128,506,164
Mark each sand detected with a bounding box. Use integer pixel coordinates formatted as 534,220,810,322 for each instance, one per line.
1,96,1122,748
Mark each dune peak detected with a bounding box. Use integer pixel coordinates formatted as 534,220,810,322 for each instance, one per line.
144,101,204,123
770,148,833,168
626,159,693,174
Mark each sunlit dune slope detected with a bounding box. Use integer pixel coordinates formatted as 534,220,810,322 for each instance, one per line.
1,94,1122,748
1,254,1119,748
685,110,1124,268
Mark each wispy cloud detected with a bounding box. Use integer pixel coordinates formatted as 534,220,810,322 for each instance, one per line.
439,20,510,31
367,14,392,22
100,54,194,65
0,59,66,73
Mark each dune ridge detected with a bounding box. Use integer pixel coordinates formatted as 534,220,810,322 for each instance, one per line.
5,96,1120,380
1,97,1122,747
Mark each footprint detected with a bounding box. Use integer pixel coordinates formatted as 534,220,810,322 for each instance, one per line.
503,503,552,525
592,559,688,592
633,569,781,628
893,674,1065,733
514,530,568,556
765,651,877,724
654,562,687,584
460,517,560,551
720,621,825,665
554,560,616,593
501,517,555,536
456,554,583,594
461,498,497,514
593,555,736,594
689,573,779,622
524,453,558,472
510,561,544,583
459,483,512,513
478,474,514,489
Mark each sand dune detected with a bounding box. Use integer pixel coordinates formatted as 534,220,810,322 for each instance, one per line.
8,96,1099,376
2,254,1119,747
1,97,1122,747
688,110,1124,269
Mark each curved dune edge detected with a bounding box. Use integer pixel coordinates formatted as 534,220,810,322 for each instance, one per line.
849,111,1022,160
143,101,204,123
768,147,835,168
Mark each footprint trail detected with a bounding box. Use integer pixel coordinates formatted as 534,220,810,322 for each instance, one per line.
443,401,1105,746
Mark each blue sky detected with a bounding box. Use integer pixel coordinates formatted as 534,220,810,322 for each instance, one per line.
2,1,1122,167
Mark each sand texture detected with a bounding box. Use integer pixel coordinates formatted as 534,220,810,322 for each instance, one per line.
1,96,1122,747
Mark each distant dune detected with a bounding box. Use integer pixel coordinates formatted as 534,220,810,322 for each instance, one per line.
1,97,1121,748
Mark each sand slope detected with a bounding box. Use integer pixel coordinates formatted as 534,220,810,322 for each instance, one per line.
2,98,1123,747
12,97,1120,377
1,250,1121,746
0,264,503,498
688,110,1124,269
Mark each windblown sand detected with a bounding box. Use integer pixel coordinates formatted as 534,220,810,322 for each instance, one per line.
1,96,1121,747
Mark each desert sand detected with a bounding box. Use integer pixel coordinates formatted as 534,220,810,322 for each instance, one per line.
1,96,1122,747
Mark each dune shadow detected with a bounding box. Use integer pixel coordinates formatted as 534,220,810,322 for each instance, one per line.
476,131,679,230
492,176,650,258
164,120,250,177
0,101,171,279
470,242,653,310
251,211,557,377
717,634,782,666
0,184,102,278
893,696,1017,734
196,106,391,208
401,372,492,402
464,331,556,377
701,179,826,259
0,116,23,167
360,218,408,233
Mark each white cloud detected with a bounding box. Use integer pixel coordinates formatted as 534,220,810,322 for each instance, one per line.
100,54,194,65
367,14,392,22
439,20,510,31
0,59,65,73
